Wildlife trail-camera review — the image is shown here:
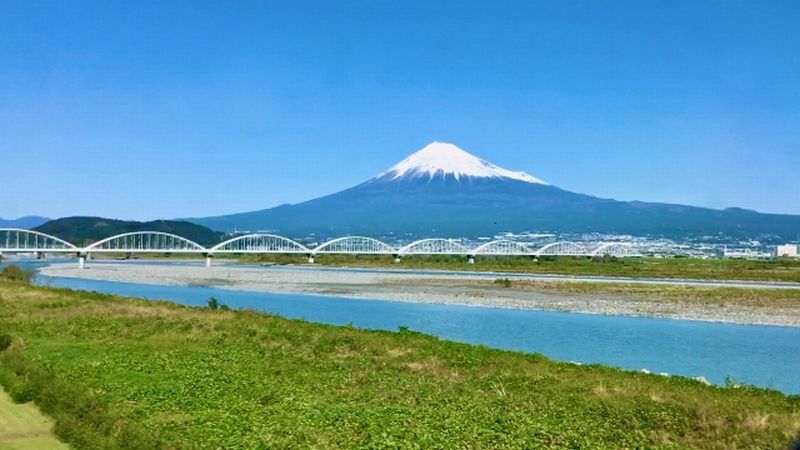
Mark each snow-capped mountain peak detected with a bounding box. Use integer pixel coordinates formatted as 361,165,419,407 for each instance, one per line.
378,142,547,184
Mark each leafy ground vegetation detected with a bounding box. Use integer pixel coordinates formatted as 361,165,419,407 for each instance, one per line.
238,254,800,283
0,276,798,449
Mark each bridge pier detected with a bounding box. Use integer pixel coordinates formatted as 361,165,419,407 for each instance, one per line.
36,251,45,260
307,254,315,264
467,256,475,264
205,254,213,268
394,254,402,263
78,253,86,270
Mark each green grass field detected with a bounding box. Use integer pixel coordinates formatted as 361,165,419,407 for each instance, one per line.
0,388,68,450
0,280,798,449
238,254,800,283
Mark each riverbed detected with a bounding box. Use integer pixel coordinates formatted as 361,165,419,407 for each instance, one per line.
39,261,800,327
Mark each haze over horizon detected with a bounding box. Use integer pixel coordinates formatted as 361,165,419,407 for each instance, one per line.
1,1,798,220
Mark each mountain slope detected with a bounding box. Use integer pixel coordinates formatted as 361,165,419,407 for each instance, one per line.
188,142,800,240
35,217,225,246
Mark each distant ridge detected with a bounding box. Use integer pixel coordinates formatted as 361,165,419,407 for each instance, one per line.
188,142,800,241
0,216,50,229
36,217,225,247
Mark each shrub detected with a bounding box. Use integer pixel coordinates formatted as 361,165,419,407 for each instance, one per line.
494,278,513,287
0,265,34,284
0,334,11,352
207,297,219,310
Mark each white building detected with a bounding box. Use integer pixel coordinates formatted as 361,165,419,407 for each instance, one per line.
775,244,798,258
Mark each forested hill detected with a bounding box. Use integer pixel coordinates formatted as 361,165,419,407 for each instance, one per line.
35,217,225,247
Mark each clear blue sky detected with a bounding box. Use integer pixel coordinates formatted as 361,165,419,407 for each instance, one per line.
1,0,798,220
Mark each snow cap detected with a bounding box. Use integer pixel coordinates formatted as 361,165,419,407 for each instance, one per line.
379,142,547,184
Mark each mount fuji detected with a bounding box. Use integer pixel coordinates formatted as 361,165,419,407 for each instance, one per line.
189,142,800,240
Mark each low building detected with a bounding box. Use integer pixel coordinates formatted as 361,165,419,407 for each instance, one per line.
775,244,798,258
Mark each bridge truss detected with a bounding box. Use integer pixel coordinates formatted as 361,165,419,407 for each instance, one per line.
314,236,396,255
0,228,644,268
400,239,468,255
535,241,595,257
0,229,77,253
211,234,310,254
84,232,206,253
471,240,535,256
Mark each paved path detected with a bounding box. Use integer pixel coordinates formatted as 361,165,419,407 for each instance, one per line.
0,388,68,450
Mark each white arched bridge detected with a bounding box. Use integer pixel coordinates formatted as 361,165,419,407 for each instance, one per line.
0,228,643,269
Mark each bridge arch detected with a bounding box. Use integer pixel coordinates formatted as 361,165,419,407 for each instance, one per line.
471,240,535,256
210,234,310,254
313,236,396,254
84,231,206,253
0,228,78,251
400,238,468,255
590,242,642,257
534,241,593,257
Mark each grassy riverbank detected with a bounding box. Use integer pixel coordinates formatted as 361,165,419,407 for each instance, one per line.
0,279,798,449
238,254,800,282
